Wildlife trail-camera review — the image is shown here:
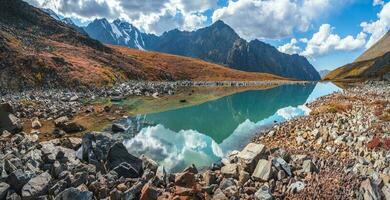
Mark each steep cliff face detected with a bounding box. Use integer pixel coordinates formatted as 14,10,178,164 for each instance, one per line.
146,21,320,80
84,19,148,50
84,19,320,81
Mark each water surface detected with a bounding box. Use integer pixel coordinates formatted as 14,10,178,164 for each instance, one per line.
117,82,341,172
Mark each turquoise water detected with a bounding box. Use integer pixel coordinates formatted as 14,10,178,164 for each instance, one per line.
121,82,341,172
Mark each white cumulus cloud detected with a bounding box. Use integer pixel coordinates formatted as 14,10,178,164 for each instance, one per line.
360,2,390,48
278,38,302,55
373,0,384,6
301,24,366,57
211,0,336,40
24,0,217,35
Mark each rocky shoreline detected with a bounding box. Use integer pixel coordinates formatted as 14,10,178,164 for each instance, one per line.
0,81,388,199
0,80,293,120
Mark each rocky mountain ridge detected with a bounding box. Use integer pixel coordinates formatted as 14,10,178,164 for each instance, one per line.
83,19,320,81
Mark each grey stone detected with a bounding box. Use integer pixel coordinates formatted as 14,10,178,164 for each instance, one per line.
6,169,36,193
252,159,272,181
237,143,267,173
238,170,250,186
31,118,42,129
212,188,228,200
254,185,273,200
288,181,305,193
302,160,317,173
105,143,143,178
140,155,158,172
54,116,69,128
22,172,52,199
219,178,236,190
0,182,10,200
112,123,127,133
272,157,292,176
204,171,217,186
221,163,238,178
360,179,379,200
54,187,93,200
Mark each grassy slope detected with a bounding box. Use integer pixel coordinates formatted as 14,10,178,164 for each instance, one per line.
112,46,287,81
324,31,390,81
355,31,390,62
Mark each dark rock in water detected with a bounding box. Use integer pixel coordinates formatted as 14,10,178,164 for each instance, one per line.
0,182,10,200
61,122,85,133
54,187,93,200
105,143,143,177
22,172,52,199
6,169,36,193
112,123,127,133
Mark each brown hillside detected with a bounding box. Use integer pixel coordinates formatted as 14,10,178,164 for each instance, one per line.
355,31,390,62
324,31,390,81
112,46,286,81
0,0,285,90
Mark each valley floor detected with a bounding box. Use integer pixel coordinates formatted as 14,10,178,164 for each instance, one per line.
0,80,388,199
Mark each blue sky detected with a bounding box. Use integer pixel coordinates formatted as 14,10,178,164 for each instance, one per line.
25,0,390,71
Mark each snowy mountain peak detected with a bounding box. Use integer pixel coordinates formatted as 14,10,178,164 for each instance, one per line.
85,18,147,50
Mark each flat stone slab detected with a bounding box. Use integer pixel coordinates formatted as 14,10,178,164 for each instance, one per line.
237,143,266,172
252,159,272,181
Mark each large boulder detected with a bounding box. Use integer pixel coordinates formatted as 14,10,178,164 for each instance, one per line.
105,142,143,177
237,143,267,173
80,132,114,170
22,172,52,199
54,187,93,200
